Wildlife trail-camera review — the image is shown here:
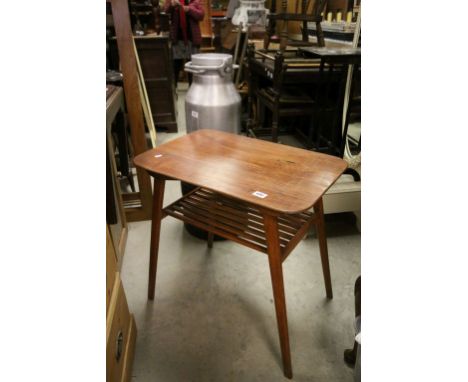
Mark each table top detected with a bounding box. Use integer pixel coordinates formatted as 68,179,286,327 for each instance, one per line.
249,58,321,84
299,46,361,59
134,130,347,214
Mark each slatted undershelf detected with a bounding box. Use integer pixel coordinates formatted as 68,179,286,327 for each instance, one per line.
163,187,317,262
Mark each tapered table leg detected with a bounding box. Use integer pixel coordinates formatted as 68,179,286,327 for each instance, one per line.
264,213,293,379
148,176,165,300
272,108,279,143
314,197,333,299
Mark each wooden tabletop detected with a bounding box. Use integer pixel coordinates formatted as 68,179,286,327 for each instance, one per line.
299,46,361,59
134,130,347,214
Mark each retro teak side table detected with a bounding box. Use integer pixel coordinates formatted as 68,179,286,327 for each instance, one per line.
134,129,347,379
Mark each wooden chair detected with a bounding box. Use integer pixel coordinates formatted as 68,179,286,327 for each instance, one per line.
248,48,318,142
265,0,328,51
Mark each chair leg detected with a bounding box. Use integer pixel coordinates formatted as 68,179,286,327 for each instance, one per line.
257,97,262,130
316,21,325,47
279,27,288,52
314,197,333,299
272,107,279,142
279,0,288,52
264,7,276,50
148,176,166,300
264,214,293,379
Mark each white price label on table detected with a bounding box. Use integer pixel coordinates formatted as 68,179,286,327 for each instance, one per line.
252,191,268,199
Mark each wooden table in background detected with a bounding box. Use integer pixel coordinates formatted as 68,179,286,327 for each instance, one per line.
134,129,347,379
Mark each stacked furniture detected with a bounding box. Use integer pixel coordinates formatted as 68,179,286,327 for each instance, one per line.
298,46,361,156
246,44,360,155
266,0,328,51
247,48,319,142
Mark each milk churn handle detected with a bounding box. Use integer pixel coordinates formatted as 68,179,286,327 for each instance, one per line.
184,62,208,74
185,58,239,77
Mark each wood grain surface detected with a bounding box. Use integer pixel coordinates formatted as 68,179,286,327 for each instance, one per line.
134,130,347,214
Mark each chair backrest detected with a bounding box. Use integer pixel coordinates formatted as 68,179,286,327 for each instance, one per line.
265,0,327,51
248,45,321,95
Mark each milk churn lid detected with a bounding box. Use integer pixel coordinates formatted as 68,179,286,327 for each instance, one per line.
191,53,233,68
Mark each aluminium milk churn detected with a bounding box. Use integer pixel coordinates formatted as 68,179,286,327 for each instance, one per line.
184,53,241,134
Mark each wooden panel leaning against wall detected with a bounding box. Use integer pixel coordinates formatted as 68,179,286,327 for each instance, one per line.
111,0,154,223
107,225,137,382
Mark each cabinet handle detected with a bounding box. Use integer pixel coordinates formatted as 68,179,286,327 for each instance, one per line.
115,330,124,361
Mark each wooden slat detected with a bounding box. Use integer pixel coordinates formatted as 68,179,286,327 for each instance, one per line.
191,194,265,230
123,199,142,208
122,192,141,202
165,207,268,253
196,189,277,223
181,198,291,246
178,200,269,244
197,188,314,231
164,188,316,257
280,214,308,226
171,203,269,249
184,197,259,233
188,189,303,233
195,191,267,223
190,191,298,238
281,216,315,262
189,191,262,227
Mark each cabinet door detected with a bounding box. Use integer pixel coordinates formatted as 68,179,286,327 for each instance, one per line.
106,225,117,313
106,275,131,382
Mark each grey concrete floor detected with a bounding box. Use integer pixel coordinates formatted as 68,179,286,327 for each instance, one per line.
120,83,361,381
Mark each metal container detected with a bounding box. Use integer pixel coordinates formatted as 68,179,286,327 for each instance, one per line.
184,53,241,134
232,0,268,27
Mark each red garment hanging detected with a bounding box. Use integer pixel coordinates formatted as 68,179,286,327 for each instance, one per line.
178,3,188,45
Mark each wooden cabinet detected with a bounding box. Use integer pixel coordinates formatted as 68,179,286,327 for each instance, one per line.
134,36,178,133
107,86,129,260
107,225,137,382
